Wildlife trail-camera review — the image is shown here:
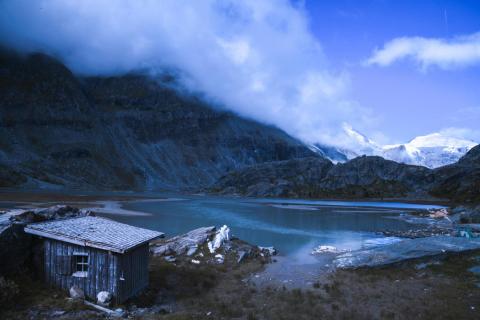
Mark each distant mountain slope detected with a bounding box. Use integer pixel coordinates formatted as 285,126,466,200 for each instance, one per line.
0,50,317,190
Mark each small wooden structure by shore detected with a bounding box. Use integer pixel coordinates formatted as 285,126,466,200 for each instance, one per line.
24,216,164,304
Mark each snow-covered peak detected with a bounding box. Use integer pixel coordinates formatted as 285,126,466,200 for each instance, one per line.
341,123,382,156
342,123,378,148
382,132,477,168
311,128,478,169
408,132,477,149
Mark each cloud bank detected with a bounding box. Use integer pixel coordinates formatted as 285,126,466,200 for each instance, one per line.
366,32,480,70
0,0,372,147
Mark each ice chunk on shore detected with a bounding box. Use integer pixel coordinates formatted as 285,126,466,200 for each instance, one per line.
311,245,348,255
208,225,230,253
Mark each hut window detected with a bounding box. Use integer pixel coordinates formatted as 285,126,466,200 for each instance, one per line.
72,253,89,277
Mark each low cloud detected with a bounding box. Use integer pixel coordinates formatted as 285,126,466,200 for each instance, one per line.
0,0,372,147
366,32,480,70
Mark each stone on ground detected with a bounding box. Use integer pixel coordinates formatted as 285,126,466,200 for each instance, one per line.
69,286,85,300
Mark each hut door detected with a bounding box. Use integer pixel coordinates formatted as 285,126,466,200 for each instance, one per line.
118,257,128,302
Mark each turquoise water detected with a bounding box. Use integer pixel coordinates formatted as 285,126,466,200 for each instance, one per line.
100,196,441,256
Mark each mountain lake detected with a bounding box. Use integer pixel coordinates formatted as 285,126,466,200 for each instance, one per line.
94,195,445,286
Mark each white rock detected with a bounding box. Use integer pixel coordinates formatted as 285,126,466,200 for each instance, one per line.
191,259,201,264
215,254,224,264
96,291,112,306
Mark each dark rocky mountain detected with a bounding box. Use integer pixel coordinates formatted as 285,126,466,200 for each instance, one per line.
430,145,480,203
211,156,435,199
0,50,316,190
317,156,435,199
210,157,334,198
211,146,480,203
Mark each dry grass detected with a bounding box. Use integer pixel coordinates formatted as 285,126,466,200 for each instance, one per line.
2,248,480,319
135,250,480,320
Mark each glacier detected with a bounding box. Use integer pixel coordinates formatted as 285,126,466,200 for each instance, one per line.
382,133,477,168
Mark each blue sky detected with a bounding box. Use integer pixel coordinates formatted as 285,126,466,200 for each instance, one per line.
1,0,479,147
305,0,480,143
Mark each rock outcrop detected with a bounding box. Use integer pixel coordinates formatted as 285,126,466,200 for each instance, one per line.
150,226,216,256
150,225,274,266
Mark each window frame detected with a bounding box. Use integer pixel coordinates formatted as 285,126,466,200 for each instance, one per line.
72,252,89,277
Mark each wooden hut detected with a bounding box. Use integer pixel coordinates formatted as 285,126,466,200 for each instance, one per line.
24,216,164,304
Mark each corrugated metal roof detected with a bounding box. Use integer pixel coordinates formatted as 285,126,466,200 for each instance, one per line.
24,216,164,253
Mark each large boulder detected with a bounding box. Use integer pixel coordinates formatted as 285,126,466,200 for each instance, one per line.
97,291,112,306
151,226,215,256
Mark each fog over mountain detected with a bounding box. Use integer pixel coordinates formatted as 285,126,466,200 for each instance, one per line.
0,0,375,149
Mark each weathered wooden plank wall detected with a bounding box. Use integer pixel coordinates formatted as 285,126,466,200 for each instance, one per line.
42,239,149,304
117,244,149,302
43,239,120,302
